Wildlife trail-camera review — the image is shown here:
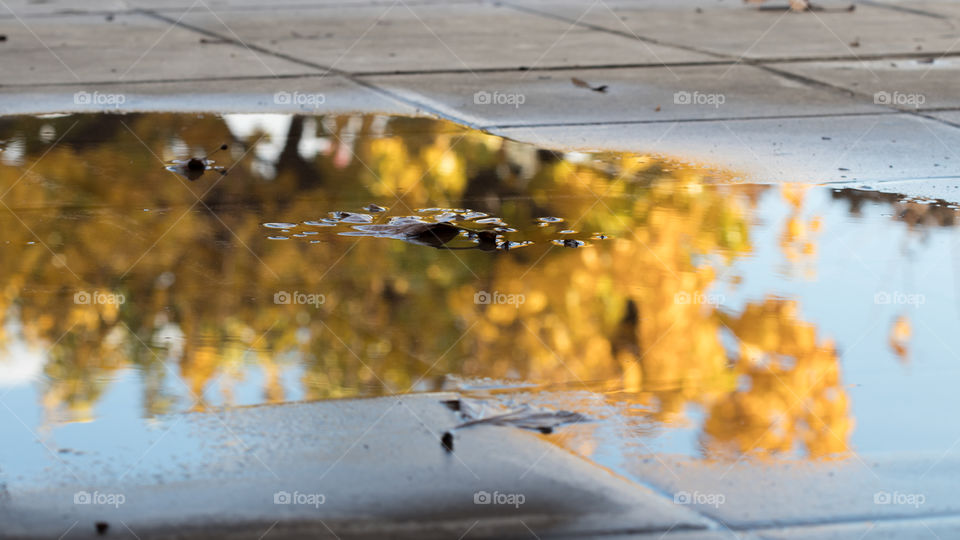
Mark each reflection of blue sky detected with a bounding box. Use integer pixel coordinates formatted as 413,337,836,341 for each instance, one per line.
1,371,163,488
0,364,305,488
221,114,333,179
0,312,47,389
547,187,960,475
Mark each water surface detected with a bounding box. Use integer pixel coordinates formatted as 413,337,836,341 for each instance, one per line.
0,113,958,483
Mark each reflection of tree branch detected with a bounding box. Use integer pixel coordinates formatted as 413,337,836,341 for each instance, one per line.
832,188,957,228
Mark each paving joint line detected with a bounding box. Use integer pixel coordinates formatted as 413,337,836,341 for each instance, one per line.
499,0,731,60
758,63,960,130
353,50,960,77
351,60,734,76
137,8,345,75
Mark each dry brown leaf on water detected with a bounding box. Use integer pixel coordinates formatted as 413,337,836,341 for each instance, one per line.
440,398,591,451
571,77,608,93
344,221,462,248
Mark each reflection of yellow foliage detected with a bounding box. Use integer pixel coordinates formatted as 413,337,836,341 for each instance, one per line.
890,314,911,364
704,299,852,459
0,113,852,460
779,184,821,280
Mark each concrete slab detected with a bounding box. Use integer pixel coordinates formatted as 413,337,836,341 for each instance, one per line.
0,76,417,115
494,113,960,190
929,110,960,126
867,0,960,20
621,455,960,529
175,3,712,75
757,516,960,539
775,57,960,110
0,13,318,85
532,2,960,60
0,393,711,539
366,64,879,128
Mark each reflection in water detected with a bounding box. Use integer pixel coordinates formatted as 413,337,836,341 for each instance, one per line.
0,113,954,462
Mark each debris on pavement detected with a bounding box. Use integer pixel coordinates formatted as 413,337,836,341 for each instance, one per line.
440,398,591,452
571,77,608,93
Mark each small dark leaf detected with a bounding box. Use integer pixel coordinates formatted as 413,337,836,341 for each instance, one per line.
441,431,454,452
441,399,461,412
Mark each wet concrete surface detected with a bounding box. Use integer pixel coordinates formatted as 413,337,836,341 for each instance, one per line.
0,394,712,539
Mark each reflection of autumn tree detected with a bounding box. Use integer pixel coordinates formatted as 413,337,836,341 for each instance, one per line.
451,177,759,418
0,112,855,459
704,299,852,459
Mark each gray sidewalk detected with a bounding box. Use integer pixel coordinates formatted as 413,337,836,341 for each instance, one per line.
2,0,960,192
5,393,960,539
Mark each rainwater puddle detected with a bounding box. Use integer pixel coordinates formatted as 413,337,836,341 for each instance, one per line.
0,113,958,484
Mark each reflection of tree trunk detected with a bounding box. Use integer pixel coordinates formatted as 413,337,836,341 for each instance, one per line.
277,116,320,191
461,167,502,213
611,299,640,360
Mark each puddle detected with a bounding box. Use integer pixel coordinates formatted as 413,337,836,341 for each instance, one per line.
1,112,959,483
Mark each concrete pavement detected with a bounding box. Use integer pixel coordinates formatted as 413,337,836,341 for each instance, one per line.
2,0,960,192
3,1,960,538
